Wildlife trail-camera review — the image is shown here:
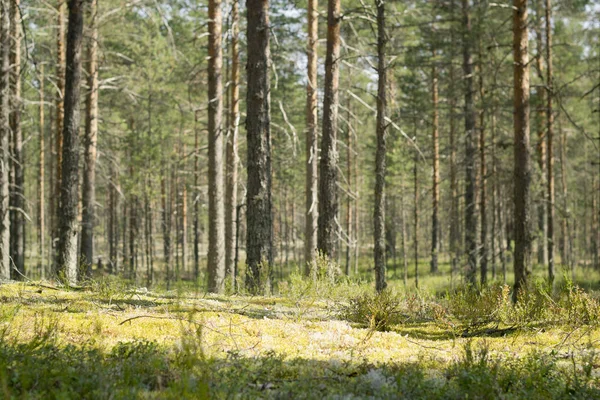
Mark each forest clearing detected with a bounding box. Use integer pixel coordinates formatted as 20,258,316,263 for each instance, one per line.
1,262,600,398
0,0,599,397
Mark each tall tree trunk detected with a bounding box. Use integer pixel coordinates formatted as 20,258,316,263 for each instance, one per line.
81,0,98,272
181,182,187,277
161,173,171,289
193,112,200,281
353,131,359,275
373,0,387,292
449,0,459,283
245,0,272,293
477,37,487,286
345,101,352,275
9,0,24,278
534,0,548,266
413,149,419,289
559,120,569,266
0,0,10,279
400,178,408,286
430,47,440,275
108,162,118,273
39,65,46,278
545,0,555,286
207,0,225,293
491,106,498,279
54,0,66,262
56,0,84,285
304,0,319,273
462,0,478,286
512,0,532,302
225,0,240,286
317,0,341,259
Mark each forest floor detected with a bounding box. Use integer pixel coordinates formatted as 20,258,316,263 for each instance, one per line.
1,266,600,399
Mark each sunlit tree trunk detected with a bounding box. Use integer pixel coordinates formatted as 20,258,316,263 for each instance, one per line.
512,0,532,301
430,47,440,275
304,0,318,274
38,65,46,278
545,0,555,286
54,0,66,264
317,0,341,259
245,0,272,293
534,0,548,266
462,0,478,286
207,0,225,293
81,0,98,272
0,0,10,279
56,0,84,285
373,0,387,292
9,0,24,278
225,0,240,286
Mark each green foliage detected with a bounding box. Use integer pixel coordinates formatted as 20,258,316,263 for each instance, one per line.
339,289,404,331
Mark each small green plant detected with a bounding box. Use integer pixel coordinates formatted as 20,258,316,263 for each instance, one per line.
339,289,403,331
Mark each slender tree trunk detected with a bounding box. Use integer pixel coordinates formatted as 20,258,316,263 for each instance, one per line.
56,0,84,285
534,0,548,266
449,0,459,282
512,0,532,302
354,132,359,275
207,0,225,293
161,173,171,289
81,0,98,272
462,0,478,286
430,47,440,275
477,37,487,286
246,0,272,293
491,106,498,279
400,178,408,286
545,0,555,286
0,0,10,279
9,0,24,278
108,162,117,273
413,149,419,289
373,0,387,292
54,0,66,262
345,101,352,275
129,194,137,282
193,112,200,281
39,65,46,278
304,0,319,273
317,0,341,259
559,120,569,266
225,0,240,286
181,182,187,276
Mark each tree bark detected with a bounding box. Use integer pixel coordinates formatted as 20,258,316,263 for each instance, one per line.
9,0,24,279
225,0,240,286
193,112,200,281
56,0,84,285
449,1,459,281
81,0,98,272
512,0,532,302
304,0,319,273
462,0,478,286
534,0,548,266
345,100,352,275
39,65,46,278
431,47,440,275
207,0,225,293
559,121,569,266
544,0,555,286
373,0,387,293
413,148,419,289
245,0,272,293
477,36,487,286
0,0,10,279
317,0,341,259
161,173,172,289
54,0,66,262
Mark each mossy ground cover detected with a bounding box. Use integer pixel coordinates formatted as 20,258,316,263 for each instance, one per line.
0,265,599,399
